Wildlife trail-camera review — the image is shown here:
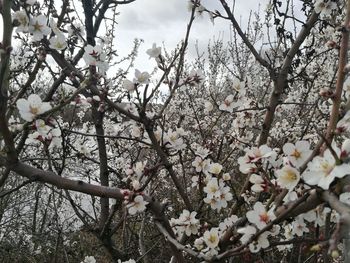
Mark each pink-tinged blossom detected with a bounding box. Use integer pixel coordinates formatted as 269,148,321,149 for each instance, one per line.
275,165,300,191
246,202,276,229
341,139,350,159
238,145,275,174
283,141,312,168
302,148,350,190
146,43,161,59
336,111,350,134
16,94,51,121
83,44,109,73
127,195,148,215
29,15,51,41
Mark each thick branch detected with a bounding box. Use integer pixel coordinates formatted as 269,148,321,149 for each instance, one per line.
219,0,272,71
258,11,319,145
325,3,350,142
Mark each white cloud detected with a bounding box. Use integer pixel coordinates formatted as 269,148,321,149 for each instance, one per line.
114,0,269,71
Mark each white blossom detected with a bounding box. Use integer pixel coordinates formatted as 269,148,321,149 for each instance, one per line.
146,43,161,59
81,256,96,263
29,15,51,41
134,69,150,84
127,195,148,215
83,44,109,73
13,11,30,33
203,228,219,249
49,34,67,50
302,148,350,190
275,165,300,191
246,202,276,229
16,94,51,121
283,141,312,168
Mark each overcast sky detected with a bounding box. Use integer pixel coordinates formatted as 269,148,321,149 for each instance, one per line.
0,1,269,72
114,0,268,71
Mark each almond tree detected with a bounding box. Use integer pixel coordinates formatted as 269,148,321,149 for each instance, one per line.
0,0,350,262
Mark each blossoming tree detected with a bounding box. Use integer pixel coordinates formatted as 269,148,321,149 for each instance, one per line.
0,0,350,262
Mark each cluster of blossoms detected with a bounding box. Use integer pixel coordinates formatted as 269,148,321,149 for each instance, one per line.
314,0,337,19
234,202,279,253
13,5,109,74
163,127,187,152
26,119,61,149
14,10,70,51
124,161,147,185
192,215,238,257
231,135,350,253
242,139,350,194
238,144,277,174
190,145,233,210
170,209,200,237
203,177,233,211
